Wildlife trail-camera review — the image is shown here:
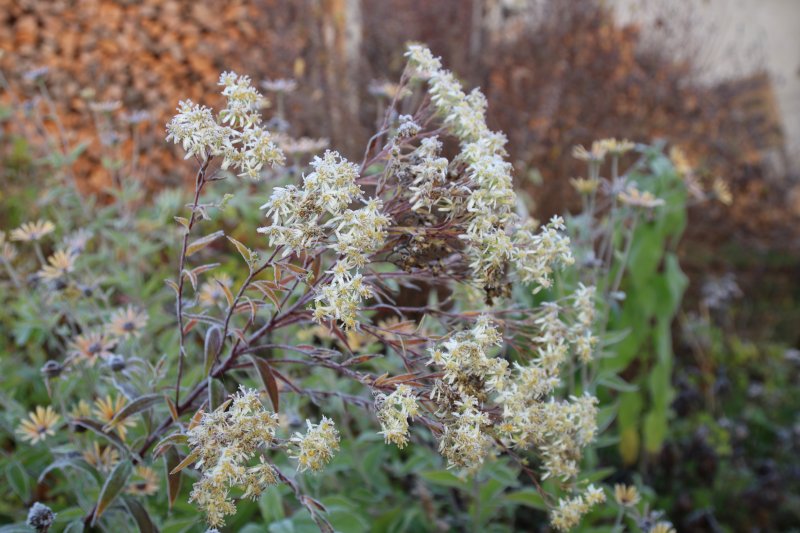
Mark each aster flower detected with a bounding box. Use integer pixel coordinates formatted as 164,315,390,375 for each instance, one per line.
261,78,297,94
614,484,641,507
572,142,607,163
618,186,665,208
376,384,419,448
127,465,159,496
649,522,677,533
289,416,340,473
11,220,55,242
17,406,60,444
69,400,92,420
68,331,117,365
597,138,635,155
550,485,606,531
94,395,135,440
107,305,148,340
37,249,75,282
187,387,280,527
82,442,119,473
198,274,234,307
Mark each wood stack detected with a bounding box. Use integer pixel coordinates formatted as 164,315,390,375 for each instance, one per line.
0,0,320,191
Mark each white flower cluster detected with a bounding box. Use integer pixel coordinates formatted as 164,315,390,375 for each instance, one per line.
570,284,598,363
288,416,340,473
429,315,508,399
187,387,280,528
166,72,284,178
312,262,373,331
330,198,391,269
259,150,361,254
550,485,606,531
259,150,390,330
406,44,573,292
496,304,599,481
408,137,452,214
428,314,599,485
375,384,419,448
438,395,493,469
513,216,575,292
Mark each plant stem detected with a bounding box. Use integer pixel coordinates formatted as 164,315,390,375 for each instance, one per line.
174,156,212,406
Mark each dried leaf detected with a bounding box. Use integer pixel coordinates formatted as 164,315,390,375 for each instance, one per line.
169,450,200,475
186,230,224,256
216,278,234,308
249,355,279,413
227,235,256,271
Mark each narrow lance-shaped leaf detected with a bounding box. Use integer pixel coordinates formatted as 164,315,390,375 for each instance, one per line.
249,355,279,413
169,450,200,475
164,447,183,511
122,497,159,533
186,230,225,256
227,235,256,271
204,325,224,375
92,459,133,524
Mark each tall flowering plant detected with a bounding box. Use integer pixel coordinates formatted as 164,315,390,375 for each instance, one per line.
2,45,609,531
155,45,605,529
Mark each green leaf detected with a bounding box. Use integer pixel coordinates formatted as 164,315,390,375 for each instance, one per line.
5,460,30,501
122,496,159,533
208,377,227,410
164,447,183,511
93,459,133,524
419,470,467,490
505,489,547,510
39,456,101,484
204,325,224,376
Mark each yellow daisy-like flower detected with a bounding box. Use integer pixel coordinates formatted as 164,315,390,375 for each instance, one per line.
10,220,55,242
569,177,600,195
572,142,607,163
649,522,676,533
712,177,733,206
0,231,18,262
198,274,233,307
82,441,120,473
38,250,76,281
94,395,135,441
618,186,665,209
17,406,60,444
127,465,159,496
69,399,93,420
597,138,635,156
613,484,641,507
68,331,117,365
107,306,148,340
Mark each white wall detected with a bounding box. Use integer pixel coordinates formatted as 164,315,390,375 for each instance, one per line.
612,0,800,174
